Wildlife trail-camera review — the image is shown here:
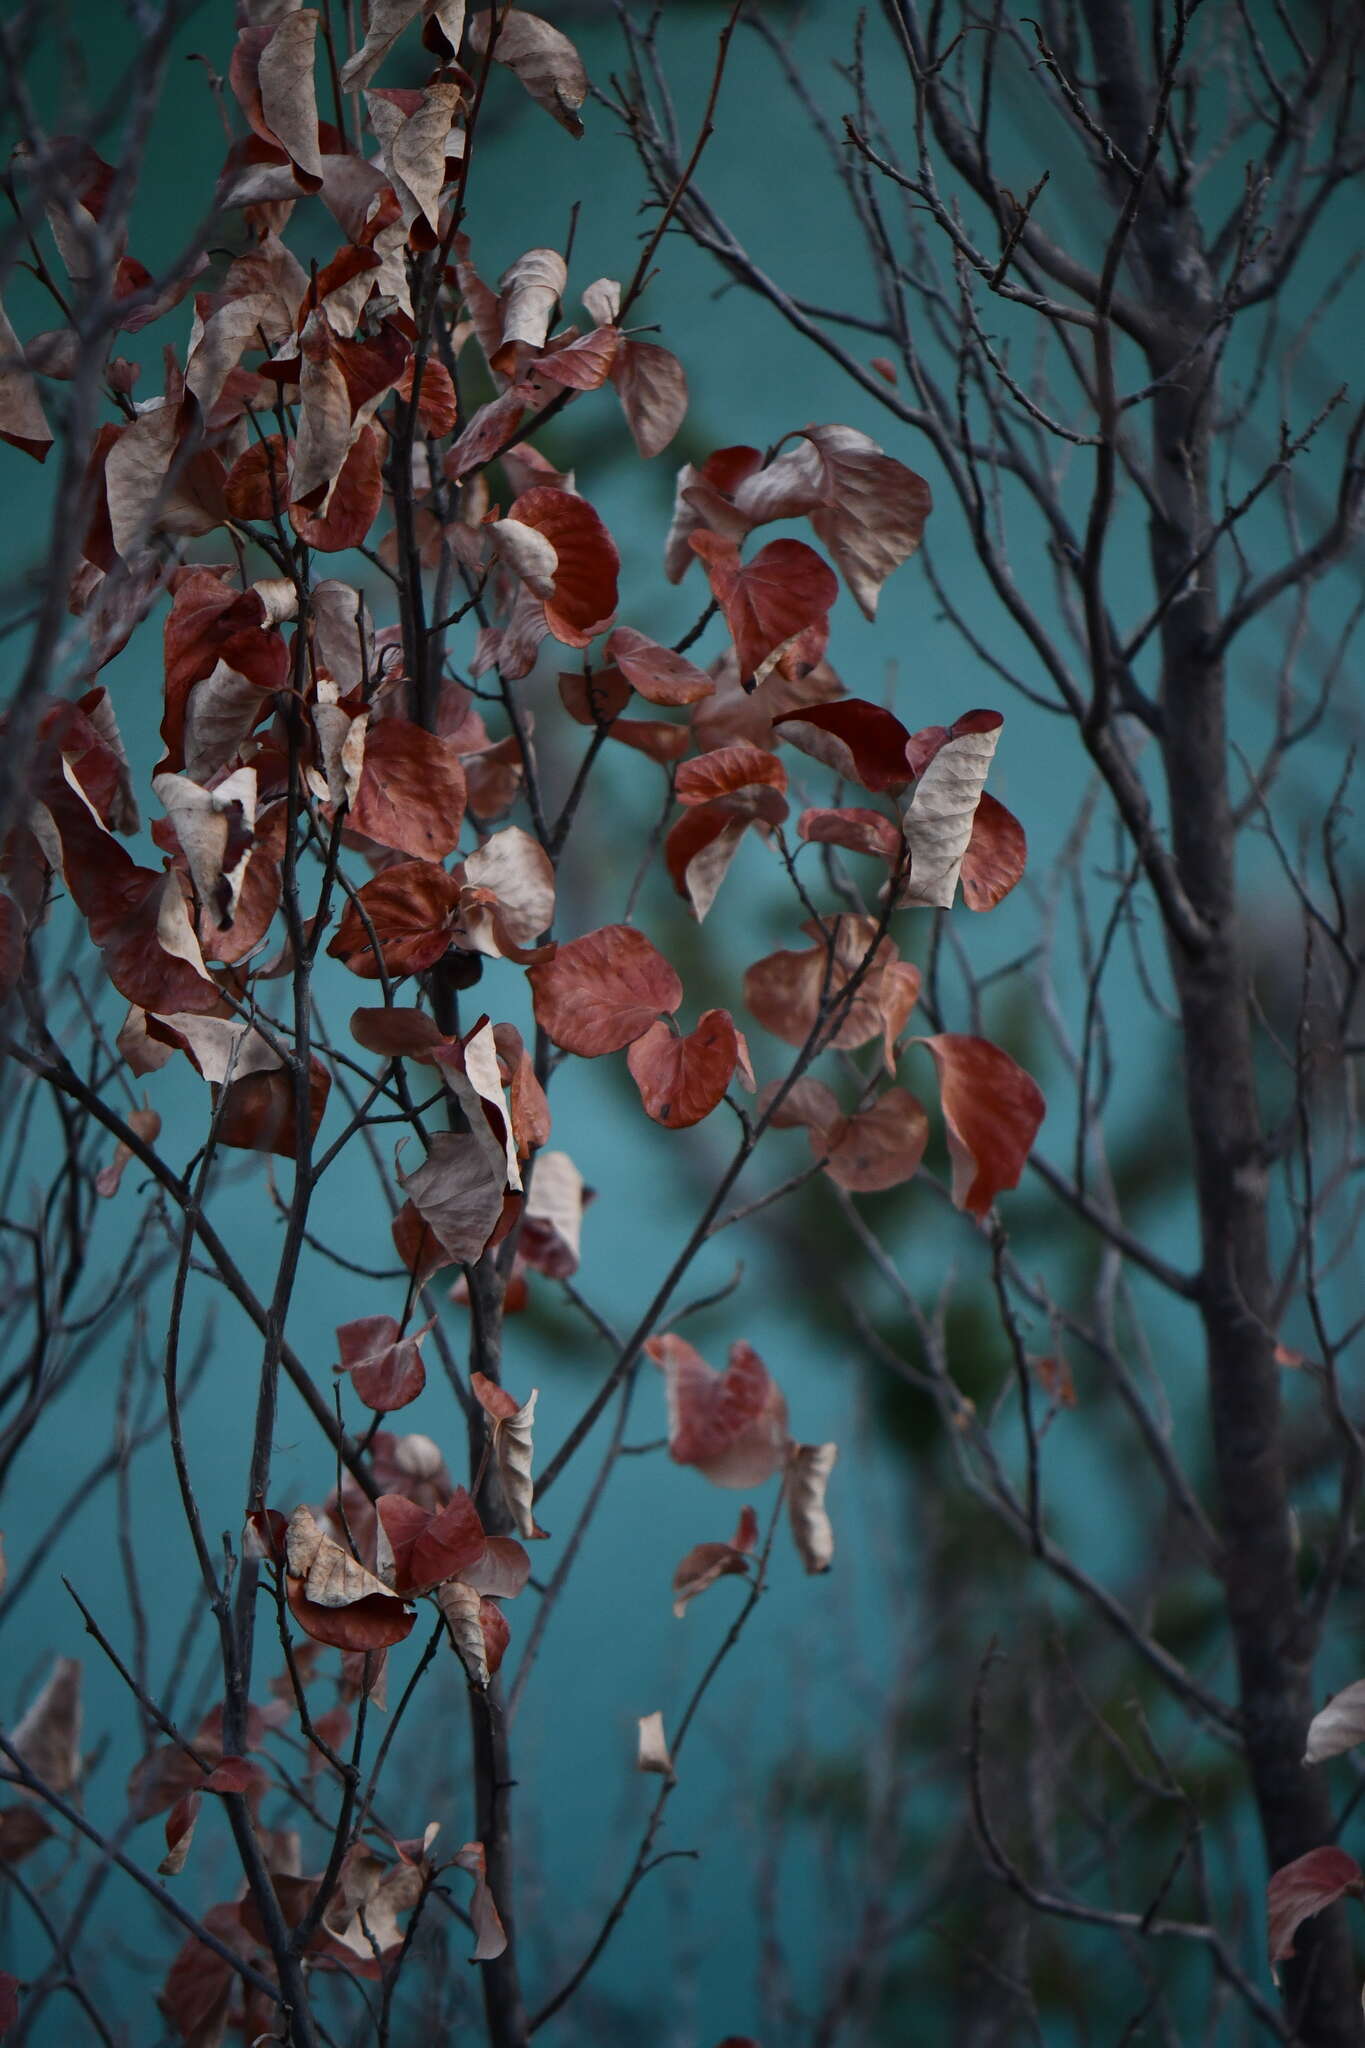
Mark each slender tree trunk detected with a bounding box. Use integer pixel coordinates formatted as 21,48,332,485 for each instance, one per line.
1125,129,1360,2048
466,1250,531,2048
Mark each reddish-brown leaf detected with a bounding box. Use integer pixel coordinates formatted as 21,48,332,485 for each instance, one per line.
529,925,682,1056
506,486,619,646
327,861,462,978
348,718,467,861
961,791,1027,912
912,1033,1044,1216
610,337,688,457
672,1504,759,1616
533,324,621,390
627,1010,740,1128
290,423,383,552
675,743,787,808
215,1056,330,1160
349,1006,448,1061
797,806,902,863
648,1335,790,1488
744,918,919,1066
335,1314,429,1412
223,433,289,522
605,625,713,706
1268,1846,1364,1964
377,1488,486,1595
774,698,913,795
691,533,838,688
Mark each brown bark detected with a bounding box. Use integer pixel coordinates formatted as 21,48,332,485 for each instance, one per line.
1083,4,1360,2033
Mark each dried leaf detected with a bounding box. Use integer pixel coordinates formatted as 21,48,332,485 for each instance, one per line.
529,925,681,1057
454,1840,509,1958
327,860,462,978
627,1010,740,1129
912,1033,1045,1217
340,0,466,90
636,1710,674,1779
773,697,913,795
468,8,588,136
335,1314,430,1412
1268,1846,1363,1964
0,299,53,462
520,1149,584,1277
398,1130,507,1267
506,485,619,646
787,1442,837,1573
436,1579,491,1688
494,247,568,376
691,533,837,688
348,718,467,862
605,626,713,706
894,712,1004,908
10,1658,82,1795
471,1375,545,1540
744,917,919,1068
961,791,1027,912
1304,1681,1365,1766
672,1505,758,1617
610,338,688,458
649,1335,789,1489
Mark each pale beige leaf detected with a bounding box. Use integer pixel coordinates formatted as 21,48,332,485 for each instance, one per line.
290,311,353,508
105,401,222,559
636,1709,674,1779
152,766,257,930
310,579,373,692
521,1149,583,1277
323,1844,422,1955
184,662,265,784
285,1505,393,1607
157,1013,282,1087
436,1579,489,1688
493,247,568,375
0,299,53,462
468,8,587,136
340,0,466,89
897,722,1003,909
454,1841,508,1959
1305,1680,1365,1765
398,1128,506,1264
489,1389,541,1541
460,826,555,953
581,278,621,325
10,1657,82,1794
259,10,324,185
154,872,213,981
366,80,461,233
788,1442,837,1574
488,516,558,599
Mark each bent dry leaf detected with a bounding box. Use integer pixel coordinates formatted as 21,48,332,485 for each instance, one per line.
1268,1847,1364,1966
649,1335,790,1489
627,1010,741,1129
636,1710,675,1780
912,1034,1045,1218
1304,1680,1365,1765
787,1443,837,1573
672,1505,759,1617
529,925,681,1056
471,1373,547,1540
